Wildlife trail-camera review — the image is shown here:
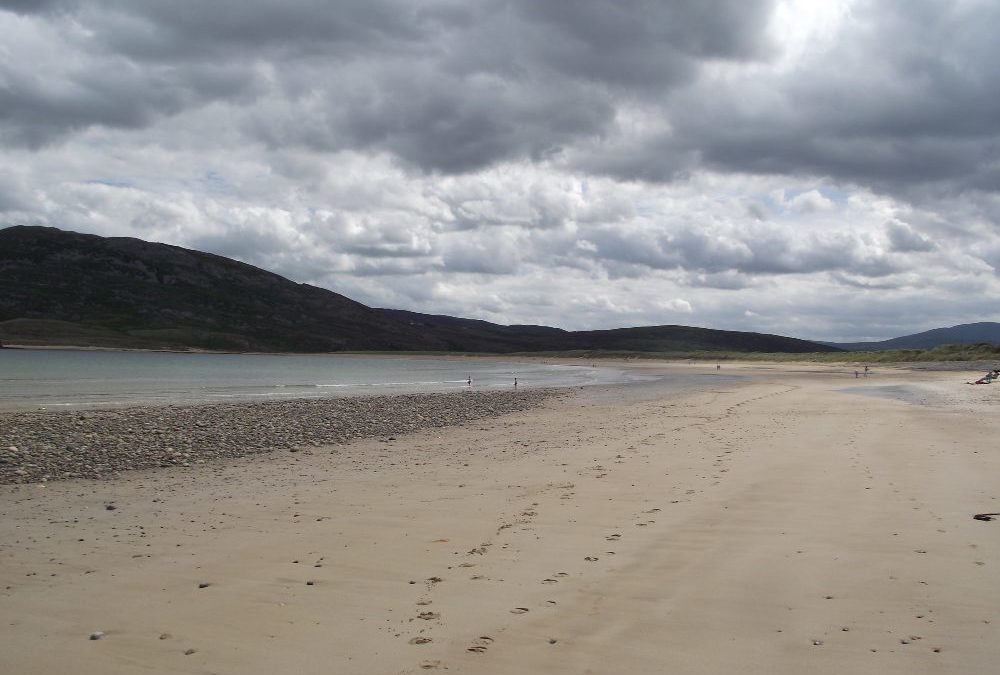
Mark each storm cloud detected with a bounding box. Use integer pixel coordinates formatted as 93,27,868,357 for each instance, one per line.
1,0,998,340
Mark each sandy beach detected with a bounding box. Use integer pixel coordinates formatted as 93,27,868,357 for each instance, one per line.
1,362,998,674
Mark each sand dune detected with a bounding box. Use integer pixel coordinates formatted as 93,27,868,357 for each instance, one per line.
1,363,998,674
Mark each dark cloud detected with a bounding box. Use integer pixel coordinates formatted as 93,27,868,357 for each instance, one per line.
586,1,1000,203
0,58,260,147
0,0,778,170
507,0,775,87
0,0,70,14
4,0,998,190
886,221,935,253
91,0,430,62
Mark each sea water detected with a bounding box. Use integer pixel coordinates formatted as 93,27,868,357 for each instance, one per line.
0,349,649,409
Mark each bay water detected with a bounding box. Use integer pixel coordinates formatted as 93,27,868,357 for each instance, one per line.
0,349,648,409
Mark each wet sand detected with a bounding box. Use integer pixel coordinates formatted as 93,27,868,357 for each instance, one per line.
1,362,998,674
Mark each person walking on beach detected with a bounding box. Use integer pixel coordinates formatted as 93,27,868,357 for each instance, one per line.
467,375,472,386
514,377,518,388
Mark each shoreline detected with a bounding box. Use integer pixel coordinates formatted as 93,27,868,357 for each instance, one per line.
5,342,997,367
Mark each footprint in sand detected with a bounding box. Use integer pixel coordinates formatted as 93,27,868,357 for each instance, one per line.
555,572,569,577
467,636,494,653
409,637,433,645
510,607,530,614
542,578,558,584
418,611,440,620
606,533,621,541
420,660,441,669
584,556,599,562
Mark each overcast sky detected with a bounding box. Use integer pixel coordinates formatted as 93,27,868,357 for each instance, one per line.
2,0,999,341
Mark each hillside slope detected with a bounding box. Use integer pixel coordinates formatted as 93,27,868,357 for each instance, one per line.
1,226,840,354
827,322,1000,351
0,226,448,352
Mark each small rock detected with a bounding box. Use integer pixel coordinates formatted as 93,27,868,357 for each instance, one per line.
198,582,211,589
184,648,197,656
89,631,105,641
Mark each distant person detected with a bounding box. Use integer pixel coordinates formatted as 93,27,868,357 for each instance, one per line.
855,370,859,378
467,375,472,386
864,365,869,376
716,364,720,371
514,377,518,388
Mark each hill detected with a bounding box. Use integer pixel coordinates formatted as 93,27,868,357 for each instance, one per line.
0,226,447,352
0,225,840,354
826,322,1000,351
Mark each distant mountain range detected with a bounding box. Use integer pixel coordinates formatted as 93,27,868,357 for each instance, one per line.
824,322,1000,351
0,225,837,354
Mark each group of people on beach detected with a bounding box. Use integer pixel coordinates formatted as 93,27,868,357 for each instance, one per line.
969,368,1000,385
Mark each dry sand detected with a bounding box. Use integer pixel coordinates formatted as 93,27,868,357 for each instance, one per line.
1,362,998,674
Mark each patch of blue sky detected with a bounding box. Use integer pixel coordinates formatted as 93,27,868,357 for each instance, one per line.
197,170,234,195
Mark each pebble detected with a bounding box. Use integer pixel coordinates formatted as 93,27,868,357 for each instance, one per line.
89,631,105,640
0,391,559,484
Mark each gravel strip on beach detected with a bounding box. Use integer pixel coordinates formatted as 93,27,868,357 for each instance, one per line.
0,389,562,484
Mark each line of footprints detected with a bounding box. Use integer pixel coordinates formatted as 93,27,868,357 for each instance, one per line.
406,501,663,666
